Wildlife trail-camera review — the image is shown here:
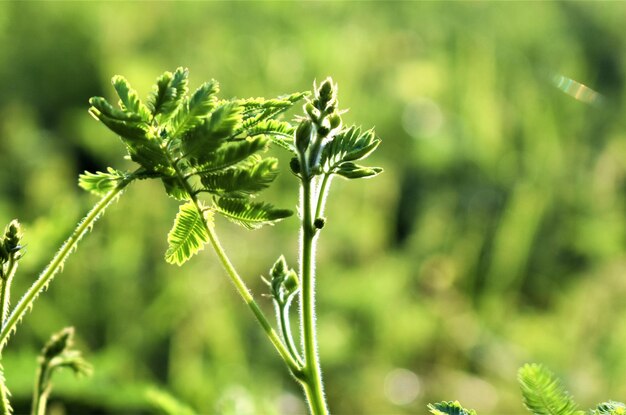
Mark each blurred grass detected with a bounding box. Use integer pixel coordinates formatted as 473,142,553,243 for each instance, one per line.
1,2,626,413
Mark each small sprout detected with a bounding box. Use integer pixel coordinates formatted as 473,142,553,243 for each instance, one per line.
328,113,342,130
41,327,74,361
266,255,300,306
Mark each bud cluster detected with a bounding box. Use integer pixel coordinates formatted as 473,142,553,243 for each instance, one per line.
293,77,344,177
265,255,299,307
0,220,23,279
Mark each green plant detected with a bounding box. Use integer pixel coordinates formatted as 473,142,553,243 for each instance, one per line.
83,68,381,414
0,67,380,414
428,363,626,415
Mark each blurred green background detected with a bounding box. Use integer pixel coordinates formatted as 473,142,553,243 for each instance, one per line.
1,2,626,414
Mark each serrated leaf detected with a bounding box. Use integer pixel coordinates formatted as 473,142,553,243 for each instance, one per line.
194,136,269,174
200,157,279,198
165,201,211,266
170,80,219,138
213,197,292,229
592,401,626,415
427,401,477,415
79,168,126,196
518,364,579,415
334,162,383,179
112,75,150,120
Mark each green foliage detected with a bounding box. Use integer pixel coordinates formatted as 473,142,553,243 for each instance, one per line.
78,168,128,196
213,197,292,230
165,201,212,266
427,401,477,415
518,364,580,415
145,387,197,415
89,68,300,241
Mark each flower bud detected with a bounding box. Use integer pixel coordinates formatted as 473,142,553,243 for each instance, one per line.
295,120,313,154
42,327,74,361
329,114,342,130
289,157,301,175
314,217,326,229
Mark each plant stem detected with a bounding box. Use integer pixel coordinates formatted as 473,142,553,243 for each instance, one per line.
0,365,11,415
0,257,18,326
31,360,50,415
0,179,131,352
278,299,303,367
299,176,329,415
168,158,302,375
314,174,332,221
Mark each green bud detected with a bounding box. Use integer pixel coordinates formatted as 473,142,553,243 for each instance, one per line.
329,114,342,130
318,78,333,100
0,244,8,264
42,327,74,361
3,220,22,253
270,255,288,280
317,126,330,138
304,102,317,120
295,120,313,154
283,270,299,294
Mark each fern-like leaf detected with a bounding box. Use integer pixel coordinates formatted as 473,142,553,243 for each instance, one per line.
427,401,477,415
181,103,243,164
518,363,580,415
165,201,212,266
194,137,269,174
112,75,150,121
334,162,383,180
591,401,626,415
79,168,127,196
199,158,279,198
169,80,219,138
213,197,292,229
321,126,381,169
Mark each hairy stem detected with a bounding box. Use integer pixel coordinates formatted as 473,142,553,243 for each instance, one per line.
278,299,303,367
314,174,332,221
169,158,302,375
0,364,11,415
0,180,131,352
0,257,18,327
299,176,329,415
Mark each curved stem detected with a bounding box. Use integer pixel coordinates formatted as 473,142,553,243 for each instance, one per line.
299,176,329,415
0,364,11,415
168,158,302,375
0,179,132,352
314,174,332,221
278,298,303,367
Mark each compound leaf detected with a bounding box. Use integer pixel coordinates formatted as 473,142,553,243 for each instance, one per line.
165,201,211,266
79,168,127,196
213,197,292,229
199,157,279,198
196,136,269,174
427,401,477,415
169,80,219,138
112,75,150,121
321,126,381,169
518,364,580,415
334,162,383,180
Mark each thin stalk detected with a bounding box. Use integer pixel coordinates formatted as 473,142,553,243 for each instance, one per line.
168,158,302,376
31,361,50,415
314,174,332,221
0,180,131,351
0,365,11,415
278,298,303,367
0,257,18,326
299,176,329,415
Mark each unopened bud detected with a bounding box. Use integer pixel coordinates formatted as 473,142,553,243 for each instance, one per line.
283,270,299,294
318,79,333,100
42,327,74,361
329,114,341,130
295,120,313,154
